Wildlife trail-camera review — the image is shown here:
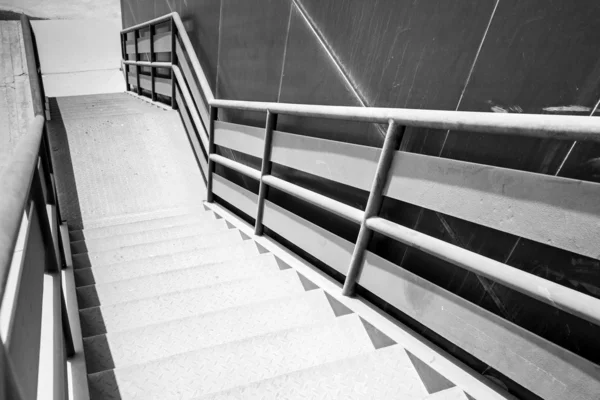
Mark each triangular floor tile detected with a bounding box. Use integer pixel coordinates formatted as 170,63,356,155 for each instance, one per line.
359,317,396,349
406,350,455,394
255,243,270,254
274,257,292,270
324,292,353,317
297,273,319,291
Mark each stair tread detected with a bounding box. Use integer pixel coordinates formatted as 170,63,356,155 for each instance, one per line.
79,269,306,337
78,205,208,230
71,219,229,254
70,210,216,241
73,241,260,286
83,289,336,373
199,344,431,400
77,253,281,308
87,314,375,400
72,230,243,268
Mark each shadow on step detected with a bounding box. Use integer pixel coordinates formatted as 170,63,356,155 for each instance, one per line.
88,369,122,400
46,98,85,230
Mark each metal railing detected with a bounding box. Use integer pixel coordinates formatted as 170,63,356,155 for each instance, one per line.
120,12,600,329
0,14,76,399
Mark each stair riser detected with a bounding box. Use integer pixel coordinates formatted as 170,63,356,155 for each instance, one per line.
79,271,305,337
69,211,216,241
87,315,375,400
72,230,242,268
72,242,260,286
76,254,280,309
83,290,335,373
70,219,229,254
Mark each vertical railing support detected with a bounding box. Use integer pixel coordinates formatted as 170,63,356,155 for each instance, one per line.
149,24,156,101
206,106,218,202
134,29,141,95
342,120,404,296
120,32,130,92
255,111,277,235
170,18,178,110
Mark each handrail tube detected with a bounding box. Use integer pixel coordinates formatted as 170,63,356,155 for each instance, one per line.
20,14,44,116
121,13,173,33
120,13,215,102
209,154,261,181
262,175,364,224
0,116,45,303
172,66,209,150
366,217,600,327
123,60,172,68
211,99,600,142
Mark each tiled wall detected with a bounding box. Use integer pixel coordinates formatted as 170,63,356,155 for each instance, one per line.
122,1,600,394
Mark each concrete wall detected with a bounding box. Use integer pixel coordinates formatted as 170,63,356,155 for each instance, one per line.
121,1,600,394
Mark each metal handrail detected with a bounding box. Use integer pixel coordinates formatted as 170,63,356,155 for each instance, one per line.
1,14,76,400
120,12,600,330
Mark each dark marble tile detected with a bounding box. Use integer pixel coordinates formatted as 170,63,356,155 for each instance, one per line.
179,0,221,93
277,5,382,147
439,0,600,174
216,0,291,127
297,0,496,110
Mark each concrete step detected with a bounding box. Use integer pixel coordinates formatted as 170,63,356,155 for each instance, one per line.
71,219,230,254
50,108,164,120
87,314,375,400
83,290,337,373
76,253,281,308
72,230,243,268
79,269,306,337
199,345,430,400
73,241,261,286
78,205,207,231
70,210,217,241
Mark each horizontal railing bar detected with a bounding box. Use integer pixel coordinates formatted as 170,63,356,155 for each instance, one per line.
121,13,173,33
209,154,261,180
210,99,600,142
0,116,45,304
366,216,600,327
262,175,364,224
123,60,172,68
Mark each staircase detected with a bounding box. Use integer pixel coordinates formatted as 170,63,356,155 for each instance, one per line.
47,93,474,399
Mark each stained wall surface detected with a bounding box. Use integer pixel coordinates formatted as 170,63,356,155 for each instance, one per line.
121,0,600,395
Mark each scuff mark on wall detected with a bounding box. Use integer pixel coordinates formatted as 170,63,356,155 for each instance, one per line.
543,105,591,113
488,100,523,113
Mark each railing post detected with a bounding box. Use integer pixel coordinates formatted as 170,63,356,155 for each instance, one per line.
342,120,404,296
255,111,277,235
170,18,178,110
149,24,156,101
134,29,141,95
206,106,218,202
120,32,130,92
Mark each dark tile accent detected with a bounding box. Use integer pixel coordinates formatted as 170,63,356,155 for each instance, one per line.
274,257,292,270
324,292,353,317
77,285,100,309
359,317,396,350
74,268,95,287
79,307,107,337
225,220,236,229
297,273,319,291
255,242,270,254
84,335,116,373
406,350,456,394
239,231,252,241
